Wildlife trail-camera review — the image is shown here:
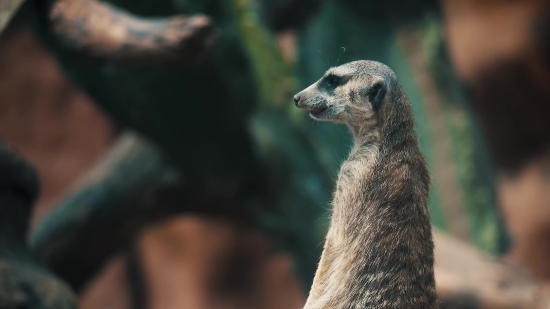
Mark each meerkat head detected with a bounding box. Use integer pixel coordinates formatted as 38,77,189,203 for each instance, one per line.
294,60,398,130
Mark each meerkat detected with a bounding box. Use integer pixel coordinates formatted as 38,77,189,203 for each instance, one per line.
294,60,438,309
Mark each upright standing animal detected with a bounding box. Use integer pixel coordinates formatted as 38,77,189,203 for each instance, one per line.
294,60,438,309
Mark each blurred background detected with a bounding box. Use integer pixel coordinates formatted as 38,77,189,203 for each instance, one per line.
1,0,550,308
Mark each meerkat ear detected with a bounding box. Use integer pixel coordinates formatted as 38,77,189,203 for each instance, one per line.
367,78,387,112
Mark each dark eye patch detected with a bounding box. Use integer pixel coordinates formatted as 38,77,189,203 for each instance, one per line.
326,74,341,87
319,73,346,92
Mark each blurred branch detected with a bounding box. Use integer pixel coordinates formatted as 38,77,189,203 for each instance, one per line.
28,131,189,292
29,130,252,292
442,0,550,173
435,229,550,309
44,0,216,68
0,143,76,309
0,0,24,35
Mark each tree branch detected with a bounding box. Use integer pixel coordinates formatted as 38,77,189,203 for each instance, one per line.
0,142,76,309
28,129,264,292
45,0,216,68
0,0,25,35
28,131,189,292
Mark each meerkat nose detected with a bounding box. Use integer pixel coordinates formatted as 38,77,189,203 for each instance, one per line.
293,94,301,106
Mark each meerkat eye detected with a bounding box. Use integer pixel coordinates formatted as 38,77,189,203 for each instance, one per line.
327,75,340,87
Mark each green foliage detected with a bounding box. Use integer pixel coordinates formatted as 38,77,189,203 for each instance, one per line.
231,0,295,109
339,0,439,23
230,0,335,286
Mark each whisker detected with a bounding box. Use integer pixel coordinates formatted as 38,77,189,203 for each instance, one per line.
337,47,346,65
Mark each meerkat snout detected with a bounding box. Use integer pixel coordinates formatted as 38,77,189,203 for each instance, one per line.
293,93,301,105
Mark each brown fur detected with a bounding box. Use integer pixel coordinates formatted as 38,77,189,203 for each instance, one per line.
294,60,438,309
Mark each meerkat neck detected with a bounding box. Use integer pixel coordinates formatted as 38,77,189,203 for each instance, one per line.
305,100,437,309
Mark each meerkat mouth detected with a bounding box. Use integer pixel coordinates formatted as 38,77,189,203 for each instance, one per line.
309,106,328,118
